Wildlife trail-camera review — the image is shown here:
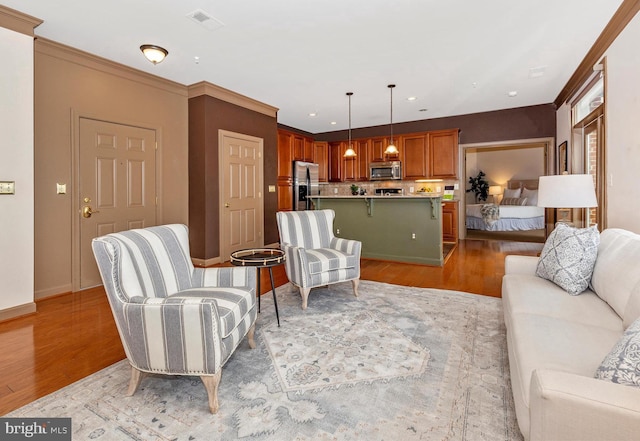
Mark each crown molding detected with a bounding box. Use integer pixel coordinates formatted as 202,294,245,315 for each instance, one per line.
35,37,188,97
188,81,278,117
555,0,640,107
0,5,42,36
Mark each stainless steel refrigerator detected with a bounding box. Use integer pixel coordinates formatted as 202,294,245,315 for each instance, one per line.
292,161,319,210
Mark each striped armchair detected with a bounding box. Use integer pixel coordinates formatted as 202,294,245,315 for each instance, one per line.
276,209,361,309
91,224,257,414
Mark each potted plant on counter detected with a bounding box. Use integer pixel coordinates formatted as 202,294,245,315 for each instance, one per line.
350,184,359,195
467,170,489,202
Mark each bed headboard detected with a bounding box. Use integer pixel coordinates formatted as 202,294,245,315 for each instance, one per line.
507,179,539,190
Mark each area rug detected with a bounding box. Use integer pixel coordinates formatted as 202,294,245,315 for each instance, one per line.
8,281,523,441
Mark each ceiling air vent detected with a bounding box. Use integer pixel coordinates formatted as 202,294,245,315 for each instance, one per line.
186,9,225,31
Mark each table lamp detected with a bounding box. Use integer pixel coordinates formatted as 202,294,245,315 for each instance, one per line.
537,174,598,225
489,185,502,204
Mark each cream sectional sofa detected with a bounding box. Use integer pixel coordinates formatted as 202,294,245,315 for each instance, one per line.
502,228,640,441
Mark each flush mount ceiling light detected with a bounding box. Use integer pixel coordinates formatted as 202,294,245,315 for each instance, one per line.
140,45,168,65
385,84,399,155
344,92,357,158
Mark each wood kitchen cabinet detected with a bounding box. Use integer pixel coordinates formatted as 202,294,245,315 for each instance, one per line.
277,129,314,211
429,129,459,179
401,134,428,179
328,142,343,182
277,181,293,211
442,200,459,243
355,139,370,180
277,130,294,180
314,141,329,182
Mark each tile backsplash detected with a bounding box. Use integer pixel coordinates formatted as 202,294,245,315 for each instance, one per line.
319,180,461,198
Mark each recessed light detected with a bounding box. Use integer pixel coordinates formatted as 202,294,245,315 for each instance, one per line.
308,112,317,117
330,121,337,125
507,91,518,97
407,96,417,101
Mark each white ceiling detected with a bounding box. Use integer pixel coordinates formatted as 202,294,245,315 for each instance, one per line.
6,0,623,134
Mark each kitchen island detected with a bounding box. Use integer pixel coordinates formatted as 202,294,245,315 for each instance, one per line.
309,195,443,266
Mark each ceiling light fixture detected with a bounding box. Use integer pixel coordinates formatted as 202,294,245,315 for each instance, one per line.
385,84,399,155
140,45,168,65
344,92,357,158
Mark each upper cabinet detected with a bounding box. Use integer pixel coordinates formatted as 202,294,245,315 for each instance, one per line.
401,134,428,179
278,129,314,180
429,129,459,179
314,141,329,182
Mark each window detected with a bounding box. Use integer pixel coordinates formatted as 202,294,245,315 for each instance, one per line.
571,64,606,229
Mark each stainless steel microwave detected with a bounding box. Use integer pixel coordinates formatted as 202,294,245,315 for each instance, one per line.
369,161,402,180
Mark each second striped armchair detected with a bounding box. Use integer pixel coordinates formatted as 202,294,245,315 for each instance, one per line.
276,209,362,309
91,224,257,414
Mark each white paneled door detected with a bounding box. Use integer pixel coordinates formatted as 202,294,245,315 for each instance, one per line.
78,118,157,289
219,130,264,261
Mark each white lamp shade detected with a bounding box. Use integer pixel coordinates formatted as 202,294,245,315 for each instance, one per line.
489,185,502,196
537,174,598,208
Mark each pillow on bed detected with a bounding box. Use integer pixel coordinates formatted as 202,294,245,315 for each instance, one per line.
522,188,538,206
503,188,521,198
501,197,528,206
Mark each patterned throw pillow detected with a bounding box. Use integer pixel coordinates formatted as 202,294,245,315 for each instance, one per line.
535,223,600,295
595,317,640,387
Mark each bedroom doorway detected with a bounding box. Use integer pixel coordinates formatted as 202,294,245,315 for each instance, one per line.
461,139,552,243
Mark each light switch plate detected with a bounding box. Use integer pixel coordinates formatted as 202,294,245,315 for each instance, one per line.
0,181,15,194
268,185,276,193
57,183,67,194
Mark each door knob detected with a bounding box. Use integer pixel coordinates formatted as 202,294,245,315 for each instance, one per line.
82,205,99,218
225,203,230,208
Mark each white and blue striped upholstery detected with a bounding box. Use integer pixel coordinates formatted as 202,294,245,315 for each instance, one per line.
91,224,257,413
276,210,361,308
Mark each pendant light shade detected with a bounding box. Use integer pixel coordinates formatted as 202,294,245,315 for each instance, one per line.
384,84,399,155
344,92,357,158
140,44,168,64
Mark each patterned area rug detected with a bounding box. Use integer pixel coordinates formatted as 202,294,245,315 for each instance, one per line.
8,281,523,440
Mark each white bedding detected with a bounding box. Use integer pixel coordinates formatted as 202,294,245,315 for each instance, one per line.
466,204,545,231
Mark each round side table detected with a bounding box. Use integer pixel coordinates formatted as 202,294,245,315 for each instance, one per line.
230,248,285,326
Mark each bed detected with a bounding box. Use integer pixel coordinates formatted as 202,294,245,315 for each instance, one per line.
466,179,545,231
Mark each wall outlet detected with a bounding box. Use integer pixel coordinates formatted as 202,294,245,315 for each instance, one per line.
409,186,415,193
336,228,340,235
411,233,416,240
334,188,338,194
453,183,459,190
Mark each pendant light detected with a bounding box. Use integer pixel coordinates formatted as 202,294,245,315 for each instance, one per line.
343,92,357,157
384,84,399,155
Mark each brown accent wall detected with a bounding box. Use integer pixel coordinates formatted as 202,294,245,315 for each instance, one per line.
34,38,189,297
315,104,556,144
188,95,278,260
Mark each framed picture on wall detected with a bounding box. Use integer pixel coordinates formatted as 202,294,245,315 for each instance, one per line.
557,141,569,174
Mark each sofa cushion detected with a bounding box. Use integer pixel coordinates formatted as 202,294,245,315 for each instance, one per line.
509,313,622,405
595,317,640,387
535,223,600,295
503,274,623,332
590,229,640,327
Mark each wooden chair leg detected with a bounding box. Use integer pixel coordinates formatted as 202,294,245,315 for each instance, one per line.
352,279,360,298
127,365,146,396
300,287,311,309
247,323,256,349
201,371,222,414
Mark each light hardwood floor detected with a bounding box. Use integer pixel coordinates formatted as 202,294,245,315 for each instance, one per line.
0,238,542,415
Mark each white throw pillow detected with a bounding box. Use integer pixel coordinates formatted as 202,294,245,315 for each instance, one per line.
503,188,521,199
595,317,640,387
535,223,600,295
522,187,538,206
